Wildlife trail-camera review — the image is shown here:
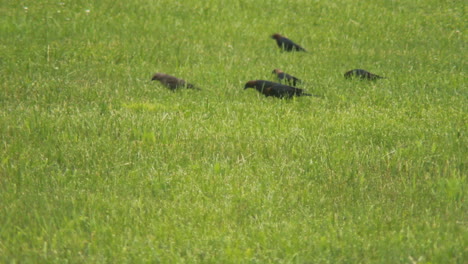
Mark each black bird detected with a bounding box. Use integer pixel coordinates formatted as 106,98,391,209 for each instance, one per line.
272,69,302,86
344,69,384,80
244,80,314,99
151,73,201,90
271,33,307,52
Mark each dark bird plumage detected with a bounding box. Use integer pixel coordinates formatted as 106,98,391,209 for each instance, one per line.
344,69,384,80
151,73,201,90
271,33,307,52
244,80,314,99
272,69,302,86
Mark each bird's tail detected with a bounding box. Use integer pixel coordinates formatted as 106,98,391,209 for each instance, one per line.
187,84,202,90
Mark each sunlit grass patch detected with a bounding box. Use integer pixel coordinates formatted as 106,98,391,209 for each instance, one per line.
122,101,180,112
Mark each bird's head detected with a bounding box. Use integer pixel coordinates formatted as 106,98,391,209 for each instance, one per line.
151,73,163,81
244,80,257,89
271,33,282,40
272,69,283,74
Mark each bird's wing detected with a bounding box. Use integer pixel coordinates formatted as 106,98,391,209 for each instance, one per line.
285,73,298,82
168,77,187,87
271,84,302,96
282,38,296,47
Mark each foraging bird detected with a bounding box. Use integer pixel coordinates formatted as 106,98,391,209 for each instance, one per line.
271,33,307,52
344,69,384,80
272,69,302,86
244,80,314,99
151,73,201,90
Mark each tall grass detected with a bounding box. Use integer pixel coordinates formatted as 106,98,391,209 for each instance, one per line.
0,0,466,263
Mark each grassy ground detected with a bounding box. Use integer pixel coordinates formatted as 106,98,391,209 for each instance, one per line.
0,0,466,263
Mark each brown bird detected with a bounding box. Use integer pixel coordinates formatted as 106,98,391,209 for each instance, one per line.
271,33,307,52
151,73,201,90
272,69,302,86
344,69,384,80
244,80,314,99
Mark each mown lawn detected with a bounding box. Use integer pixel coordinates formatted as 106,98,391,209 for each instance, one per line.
0,0,466,263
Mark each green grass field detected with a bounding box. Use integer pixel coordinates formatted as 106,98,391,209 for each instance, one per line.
1,0,466,263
